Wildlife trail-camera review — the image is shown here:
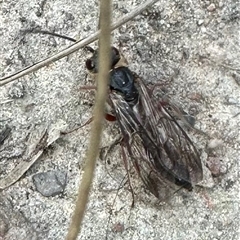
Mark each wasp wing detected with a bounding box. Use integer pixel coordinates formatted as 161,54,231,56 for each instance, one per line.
135,77,203,185
109,93,182,200
109,78,202,199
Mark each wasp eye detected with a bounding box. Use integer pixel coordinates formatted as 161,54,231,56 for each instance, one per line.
111,47,121,68
86,59,95,71
112,47,120,57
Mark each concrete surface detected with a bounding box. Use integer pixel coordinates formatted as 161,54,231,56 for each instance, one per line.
0,0,239,239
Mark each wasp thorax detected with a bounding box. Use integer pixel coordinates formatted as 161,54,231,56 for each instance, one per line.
110,67,138,104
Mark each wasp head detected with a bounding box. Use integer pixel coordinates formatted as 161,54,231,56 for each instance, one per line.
85,47,121,74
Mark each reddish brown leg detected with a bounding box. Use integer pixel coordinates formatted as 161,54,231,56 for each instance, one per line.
79,85,97,91
61,117,93,135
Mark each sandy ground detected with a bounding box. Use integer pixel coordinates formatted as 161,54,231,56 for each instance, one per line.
0,0,239,239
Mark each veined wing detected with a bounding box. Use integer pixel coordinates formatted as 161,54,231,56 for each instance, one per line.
109,91,195,200
134,76,203,187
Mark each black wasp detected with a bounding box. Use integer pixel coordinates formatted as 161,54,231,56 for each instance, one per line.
86,47,203,200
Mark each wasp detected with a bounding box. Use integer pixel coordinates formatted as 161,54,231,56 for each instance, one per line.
20,29,203,200
86,47,203,200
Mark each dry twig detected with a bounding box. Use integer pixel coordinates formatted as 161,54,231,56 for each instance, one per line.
66,1,112,239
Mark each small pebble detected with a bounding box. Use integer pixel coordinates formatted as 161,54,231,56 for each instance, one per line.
8,82,25,99
33,171,67,197
197,19,204,26
207,138,223,149
207,3,216,12
112,222,124,233
206,157,227,177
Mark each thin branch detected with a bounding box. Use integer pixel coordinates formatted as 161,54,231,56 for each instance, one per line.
21,29,77,43
0,0,159,86
65,0,112,239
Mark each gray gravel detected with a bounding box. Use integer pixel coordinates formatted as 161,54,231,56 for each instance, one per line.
32,170,67,197
0,0,239,239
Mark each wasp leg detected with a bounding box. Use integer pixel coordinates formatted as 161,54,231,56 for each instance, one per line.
61,117,93,135
79,85,97,91
99,134,122,161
